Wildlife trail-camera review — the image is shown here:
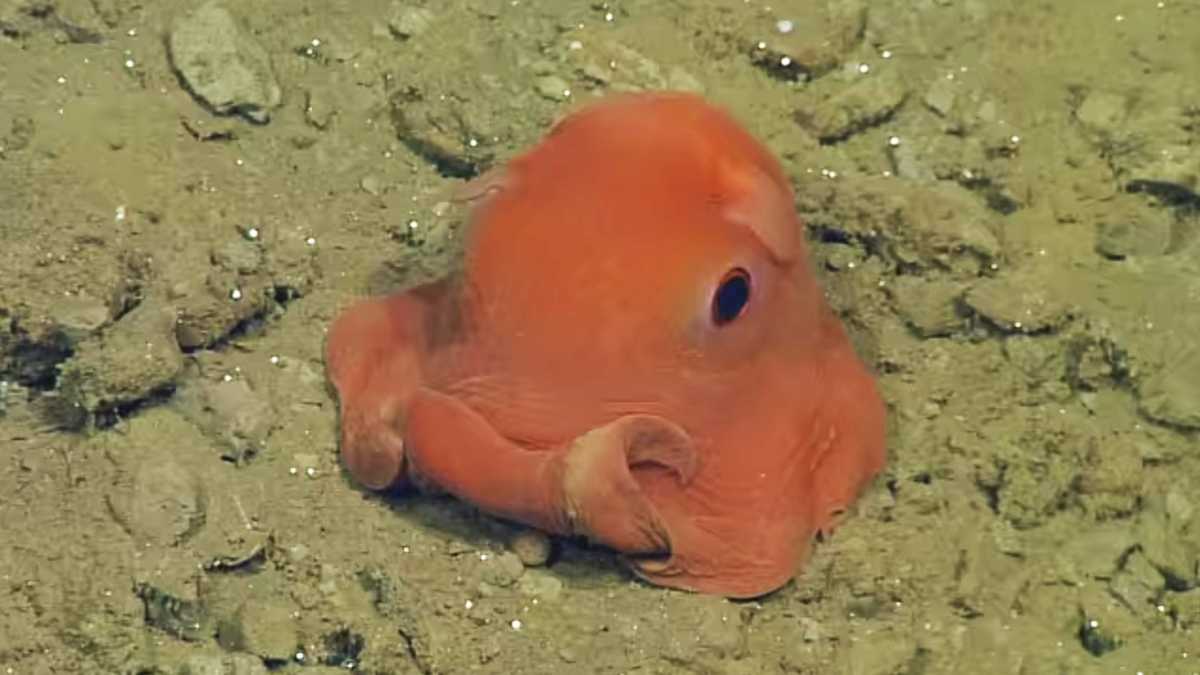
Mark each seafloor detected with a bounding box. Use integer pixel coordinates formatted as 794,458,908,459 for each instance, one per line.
1,1,1198,673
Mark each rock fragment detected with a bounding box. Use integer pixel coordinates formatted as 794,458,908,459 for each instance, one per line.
168,2,282,123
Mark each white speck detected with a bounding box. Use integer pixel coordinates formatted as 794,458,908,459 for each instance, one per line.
775,19,794,34
115,205,127,222
124,58,135,69
779,56,792,67
604,11,614,21
468,138,479,147
479,552,490,561
289,467,298,475
847,261,857,269
295,651,305,661
1157,1,1166,7
1089,619,1099,628
1115,14,1125,21
1010,135,1021,144
269,355,281,365
402,545,410,553
305,467,317,478
407,219,420,230
246,227,260,239
230,288,243,301
305,236,317,246
881,49,893,59
311,38,321,47
857,62,870,74
756,41,767,50
888,135,901,147
568,40,583,50
882,170,892,177
464,599,474,610
56,76,66,84
222,373,234,382
127,27,137,36
1014,321,1023,329
235,158,244,166
510,619,523,630
946,72,955,80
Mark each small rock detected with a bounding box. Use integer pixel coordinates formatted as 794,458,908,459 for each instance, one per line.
799,617,822,642
1108,550,1165,619
1170,587,1200,628
964,271,1073,334
1077,585,1138,656
534,75,570,102
175,376,274,463
1074,90,1129,139
510,529,552,566
108,457,206,547
518,569,564,602
388,4,436,39
1053,524,1136,582
1093,196,1173,259
923,77,957,117
360,174,382,195
1136,349,1200,429
887,277,964,337
796,71,909,142
1136,490,1200,588
55,300,184,426
210,240,263,275
217,600,300,662
168,1,283,123
48,292,111,343
481,552,526,588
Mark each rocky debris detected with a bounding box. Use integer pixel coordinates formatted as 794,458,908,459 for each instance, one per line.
1076,584,1137,656
54,299,184,427
178,652,269,675
1074,433,1143,520
963,270,1075,335
1093,194,1175,259
136,580,211,642
106,455,206,547
798,177,1001,276
174,375,274,464
795,70,909,143
1072,84,1200,202
0,0,106,43
509,529,552,567
480,552,526,588
217,599,301,664
562,36,704,95
517,569,564,601
387,3,436,40
747,3,866,81
168,2,282,124
886,277,965,337
1136,347,1200,430
1135,487,1199,590
170,236,304,351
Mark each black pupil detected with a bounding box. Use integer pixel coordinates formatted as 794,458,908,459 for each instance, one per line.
712,269,751,326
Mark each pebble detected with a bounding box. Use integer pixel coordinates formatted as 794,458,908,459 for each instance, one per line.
510,529,552,566
168,1,282,123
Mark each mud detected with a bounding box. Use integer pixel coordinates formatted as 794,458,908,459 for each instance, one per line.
1,0,1198,673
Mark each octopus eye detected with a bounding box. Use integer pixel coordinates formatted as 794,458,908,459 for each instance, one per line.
711,268,751,326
